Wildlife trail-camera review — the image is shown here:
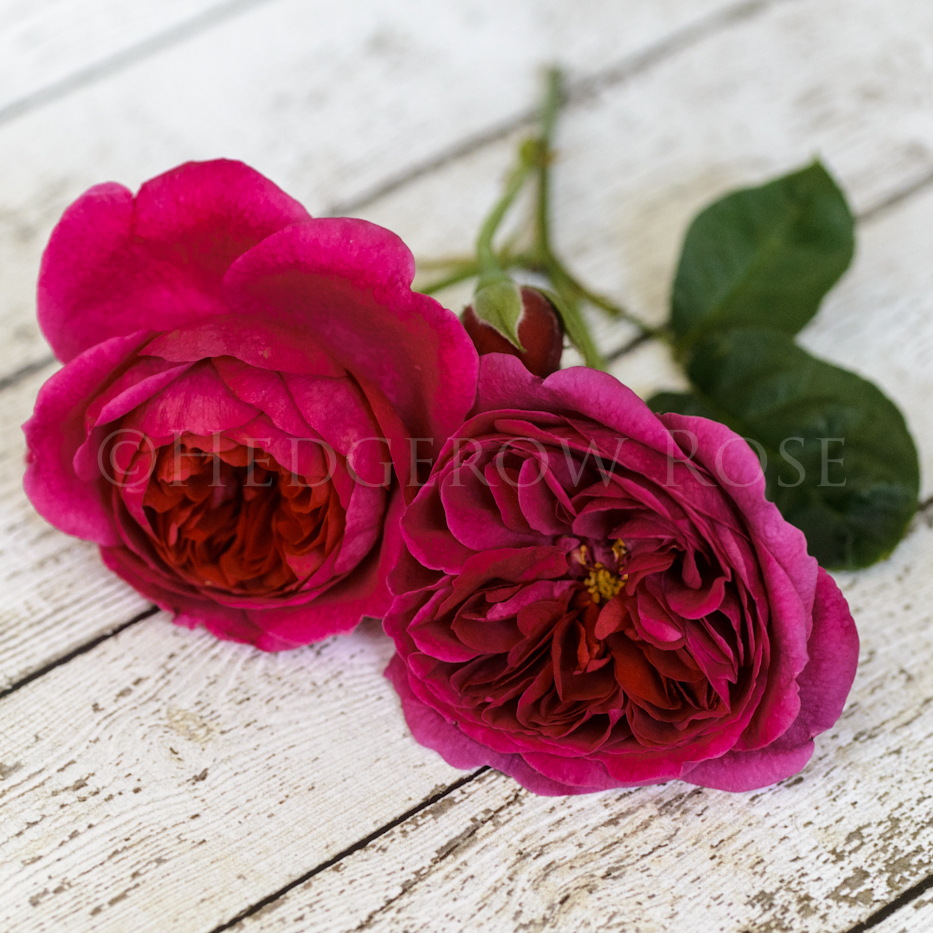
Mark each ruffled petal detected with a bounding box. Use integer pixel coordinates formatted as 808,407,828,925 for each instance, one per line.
38,160,310,362
223,218,478,453
23,332,150,546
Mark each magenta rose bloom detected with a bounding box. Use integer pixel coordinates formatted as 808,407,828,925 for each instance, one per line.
384,354,859,793
24,160,478,650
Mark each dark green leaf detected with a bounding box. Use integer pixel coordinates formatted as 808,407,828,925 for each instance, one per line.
671,162,855,346
648,391,726,424
653,329,919,570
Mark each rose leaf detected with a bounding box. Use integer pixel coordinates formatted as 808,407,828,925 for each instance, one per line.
650,328,920,570
670,161,855,347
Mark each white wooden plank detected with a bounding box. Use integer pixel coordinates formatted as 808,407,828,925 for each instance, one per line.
0,1,931,928
0,0,239,114
0,363,150,690
0,618,465,933
0,0,743,379
229,516,933,933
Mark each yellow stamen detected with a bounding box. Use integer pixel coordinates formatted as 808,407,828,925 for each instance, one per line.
585,562,625,604
611,539,628,563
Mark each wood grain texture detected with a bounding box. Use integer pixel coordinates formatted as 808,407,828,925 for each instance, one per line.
1,0,932,930
229,517,933,933
0,0,245,115
0,618,466,933
361,0,933,361
0,364,150,691
0,0,743,379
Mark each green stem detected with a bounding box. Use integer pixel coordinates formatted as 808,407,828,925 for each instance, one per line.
533,68,562,260
530,69,663,344
527,70,602,367
417,252,527,297
548,268,605,370
554,263,669,340
416,254,479,271
417,261,482,296
475,147,536,282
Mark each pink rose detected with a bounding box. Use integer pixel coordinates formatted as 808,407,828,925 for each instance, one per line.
24,160,478,650
384,354,859,793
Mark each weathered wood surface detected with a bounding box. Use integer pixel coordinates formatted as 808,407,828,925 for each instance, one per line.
0,364,151,691
1,0,933,932
235,518,933,933
0,619,467,933
873,891,933,933
0,0,240,116
0,0,744,379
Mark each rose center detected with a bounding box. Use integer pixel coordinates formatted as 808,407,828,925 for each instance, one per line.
562,538,631,672
584,565,625,603
573,539,628,606
141,442,342,595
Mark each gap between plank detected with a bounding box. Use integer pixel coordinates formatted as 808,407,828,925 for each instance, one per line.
0,0,282,128
0,353,55,392
858,168,933,225
0,604,158,704
327,0,790,216
846,872,933,933
207,768,489,933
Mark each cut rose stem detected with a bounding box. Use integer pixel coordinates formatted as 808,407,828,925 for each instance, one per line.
417,67,667,365
528,69,666,354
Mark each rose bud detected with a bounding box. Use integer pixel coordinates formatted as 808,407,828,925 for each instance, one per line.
384,354,859,794
462,286,563,378
24,159,478,650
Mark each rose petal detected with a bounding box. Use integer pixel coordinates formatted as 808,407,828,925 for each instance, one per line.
39,161,310,362
24,332,150,546
224,217,479,453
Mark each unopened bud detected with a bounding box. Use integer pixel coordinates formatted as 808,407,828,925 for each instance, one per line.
463,287,564,378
